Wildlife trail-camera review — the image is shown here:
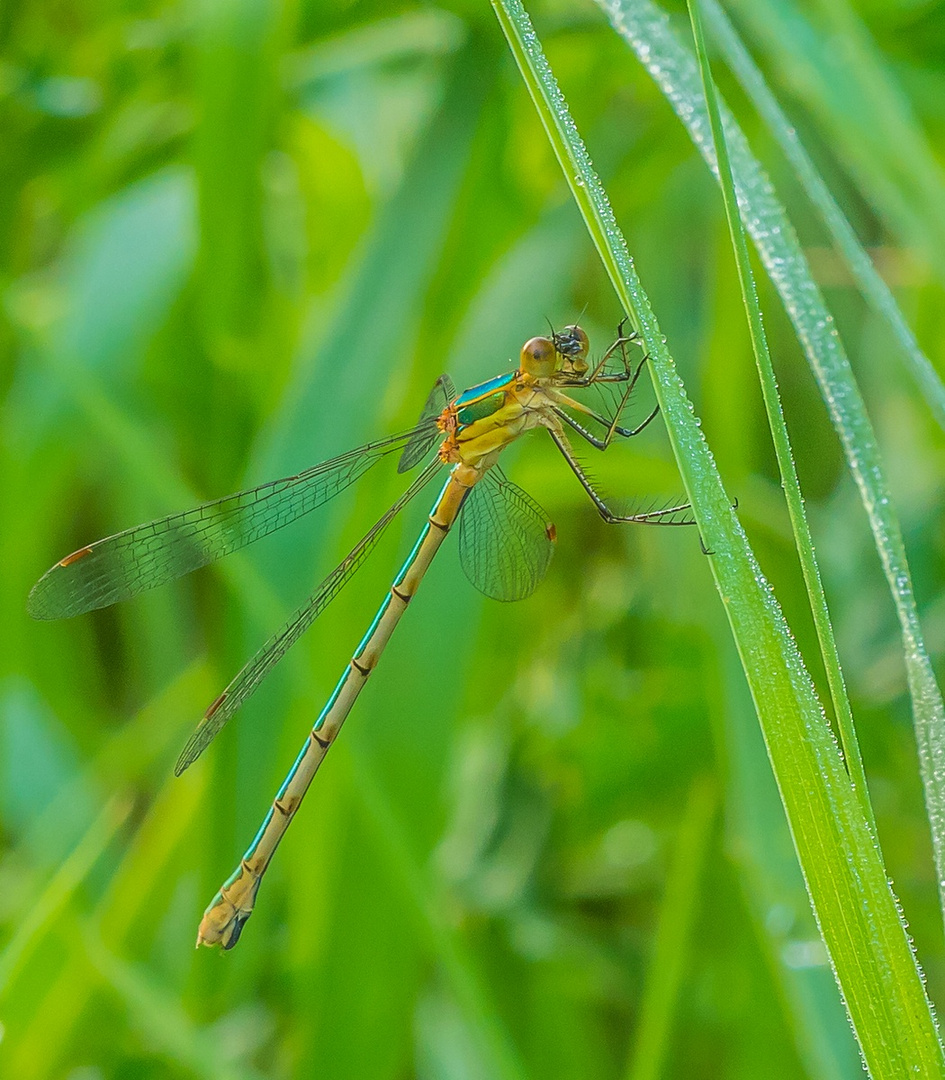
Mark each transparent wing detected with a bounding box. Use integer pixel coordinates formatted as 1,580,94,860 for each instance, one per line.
175,457,443,774
397,375,455,473
29,425,435,621
458,466,555,603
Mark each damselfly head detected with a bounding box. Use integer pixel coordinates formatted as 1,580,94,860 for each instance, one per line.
553,324,589,376
522,325,591,379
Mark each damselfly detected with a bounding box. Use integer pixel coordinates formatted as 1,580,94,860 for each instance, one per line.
29,324,691,949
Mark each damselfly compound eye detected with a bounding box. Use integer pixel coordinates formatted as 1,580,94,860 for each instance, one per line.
521,336,557,377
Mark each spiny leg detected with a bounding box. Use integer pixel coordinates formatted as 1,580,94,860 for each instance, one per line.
589,318,633,382
554,403,660,450
547,428,693,525
598,348,643,441
554,353,658,450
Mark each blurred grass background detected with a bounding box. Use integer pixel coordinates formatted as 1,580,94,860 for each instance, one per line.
1,0,944,1077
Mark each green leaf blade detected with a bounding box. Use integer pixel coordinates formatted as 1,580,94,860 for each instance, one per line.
492,0,945,1073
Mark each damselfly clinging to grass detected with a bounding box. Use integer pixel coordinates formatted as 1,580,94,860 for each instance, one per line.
29,323,692,949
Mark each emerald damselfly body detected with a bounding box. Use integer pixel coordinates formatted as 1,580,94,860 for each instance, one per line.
29,324,692,949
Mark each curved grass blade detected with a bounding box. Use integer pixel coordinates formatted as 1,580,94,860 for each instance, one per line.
398,374,456,473
700,0,945,432
458,465,555,602
600,0,945,936
685,0,871,828
626,776,715,1080
28,425,434,621
174,457,442,775
491,0,944,1073
725,0,945,284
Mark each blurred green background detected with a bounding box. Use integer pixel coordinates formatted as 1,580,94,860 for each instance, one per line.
2,0,944,1077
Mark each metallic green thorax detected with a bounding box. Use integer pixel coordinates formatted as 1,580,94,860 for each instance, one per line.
453,372,516,431
457,391,505,428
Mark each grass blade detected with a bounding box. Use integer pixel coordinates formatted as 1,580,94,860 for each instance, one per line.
726,0,945,283
700,0,945,432
0,798,130,995
491,0,945,1072
685,0,872,828
599,0,945,946
625,777,715,1080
